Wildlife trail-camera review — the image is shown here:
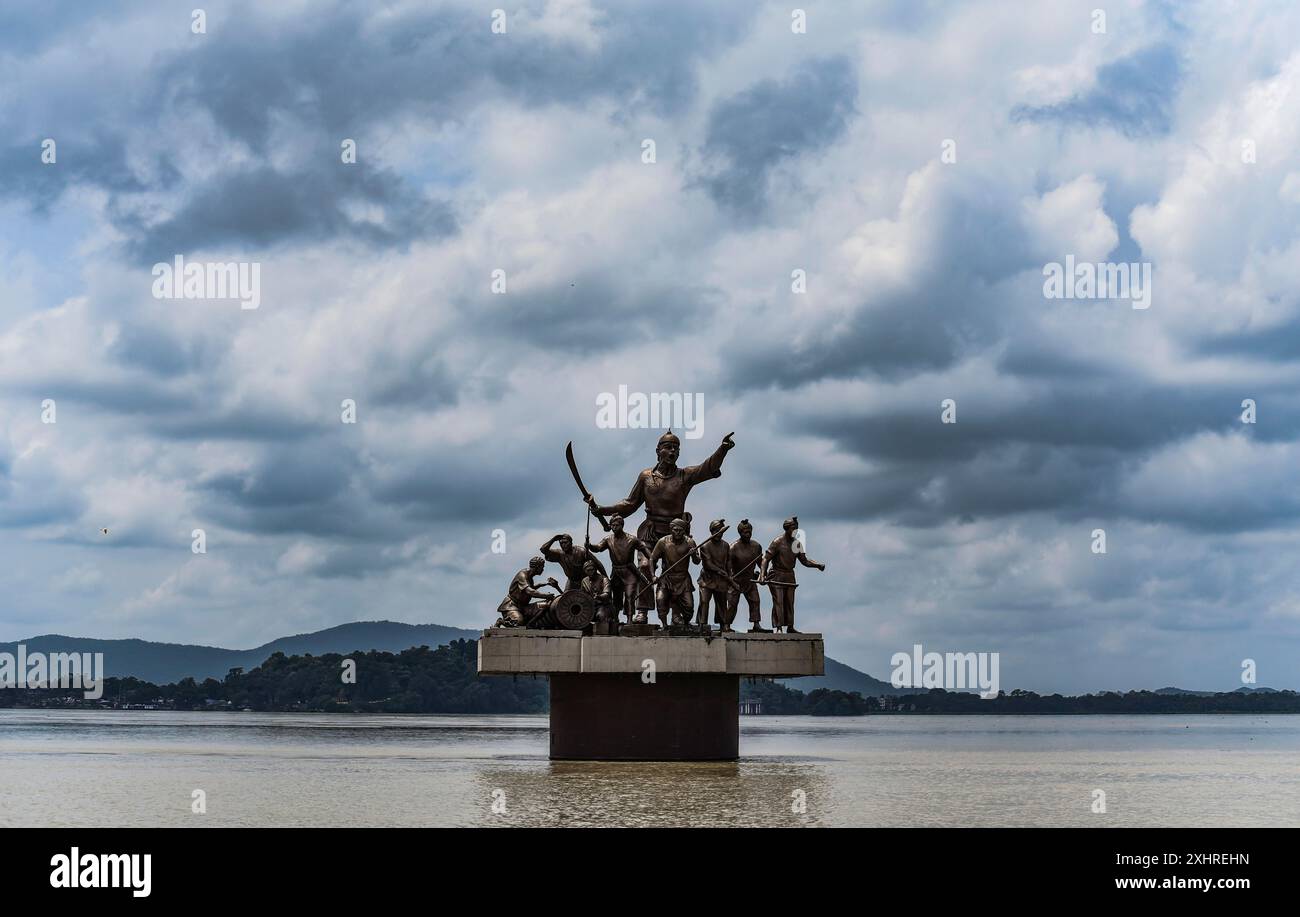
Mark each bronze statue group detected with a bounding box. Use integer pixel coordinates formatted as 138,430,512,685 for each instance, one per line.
495,431,825,635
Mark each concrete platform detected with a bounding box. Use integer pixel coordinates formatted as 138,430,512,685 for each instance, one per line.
477,630,824,760
477,630,824,677
475,629,584,674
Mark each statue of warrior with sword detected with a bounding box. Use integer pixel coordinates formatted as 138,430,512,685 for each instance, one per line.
566,430,735,622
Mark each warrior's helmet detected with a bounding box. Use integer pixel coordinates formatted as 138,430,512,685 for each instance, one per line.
656,429,681,462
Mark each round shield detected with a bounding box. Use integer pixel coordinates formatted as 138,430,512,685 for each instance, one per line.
551,589,595,630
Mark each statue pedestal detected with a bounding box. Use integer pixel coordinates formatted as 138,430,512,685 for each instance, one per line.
550,673,738,760
478,630,824,760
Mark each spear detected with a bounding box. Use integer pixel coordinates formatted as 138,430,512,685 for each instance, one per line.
649,525,729,587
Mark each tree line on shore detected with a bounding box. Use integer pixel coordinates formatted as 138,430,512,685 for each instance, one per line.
903,687,1300,714
2,640,546,714
0,639,870,715
3,638,1297,715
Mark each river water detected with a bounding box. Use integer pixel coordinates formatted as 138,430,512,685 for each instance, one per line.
1,710,1295,827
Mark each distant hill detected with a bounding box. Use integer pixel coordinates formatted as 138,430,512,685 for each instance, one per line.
0,621,479,684
780,654,920,696
1155,686,1279,696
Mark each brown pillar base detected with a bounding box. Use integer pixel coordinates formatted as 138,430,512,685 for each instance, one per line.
549,673,739,760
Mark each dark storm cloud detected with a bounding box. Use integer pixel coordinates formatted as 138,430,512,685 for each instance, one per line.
119,162,457,262
198,441,396,539
0,467,86,529
790,377,1300,531
11,378,197,416
366,353,461,411
195,434,555,539
4,0,756,254
152,1,752,155
204,443,354,509
723,179,1037,389
111,326,460,435
467,274,724,353
107,323,218,378
372,451,554,525
726,288,966,388
776,446,1125,529
0,498,86,529
9,362,322,443
148,408,324,443
1192,315,1300,364
804,382,1227,463
0,137,176,210
996,337,1115,381
1011,43,1182,137
696,56,858,215
288,543,416,580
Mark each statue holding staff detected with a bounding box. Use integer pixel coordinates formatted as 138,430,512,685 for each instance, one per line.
696,518,735,633
727,519,766,633
649,518,700,628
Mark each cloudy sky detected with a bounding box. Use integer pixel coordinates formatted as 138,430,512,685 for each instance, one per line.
3,0,1300,693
